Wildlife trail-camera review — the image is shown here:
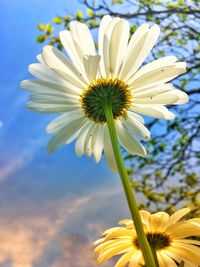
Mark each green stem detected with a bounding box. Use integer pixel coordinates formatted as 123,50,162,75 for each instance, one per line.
151,246,160,267
104,102,157,267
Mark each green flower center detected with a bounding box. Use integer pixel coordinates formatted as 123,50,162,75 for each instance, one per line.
80,78,132,123
134,232,172,250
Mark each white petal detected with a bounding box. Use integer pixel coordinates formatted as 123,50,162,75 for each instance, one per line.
83,55,100,82
41,45,87,85
172,90,189,105
84,123,96,157
41,46,87,87
29,94,79,105
36,54,43,63
75,121,93,157
133,91,179,105
120,24,160,81
28,90,79,100
47,117,87,154
59,30,84,71
91,124,103,163
69,21,96,61
129,62,186,90
98,15,112,77
119,24,149,80
101,17,121,77
50,68,88,89
133,83,174,97
37,54,78,89
26,102,81,114
98,15,112,54
109,19,130,76
46,110,84,134
121,114,150,141
128,56,177,83
28,63,60,83
127,112,145,124
20,80,82,96
116,121,147,157
30,59,78,87
103,124,118,172
131,104,175,120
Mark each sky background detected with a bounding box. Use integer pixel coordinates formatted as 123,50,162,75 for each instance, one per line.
0,1,131,266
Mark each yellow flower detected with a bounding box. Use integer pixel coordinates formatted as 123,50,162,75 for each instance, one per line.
94,209,200,267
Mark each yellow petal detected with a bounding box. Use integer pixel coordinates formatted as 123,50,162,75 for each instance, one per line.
96,243,132,264
165,208,191,229
157,251,177,267
166,220,200,238
128,251,143,267
169,243,200,265
148,211,169,231
95,239,132,255
115,251,134,267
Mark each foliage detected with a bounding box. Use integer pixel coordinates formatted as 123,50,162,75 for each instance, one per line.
36,0,200,218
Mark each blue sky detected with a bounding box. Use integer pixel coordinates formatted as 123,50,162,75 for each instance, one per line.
0,1,130,266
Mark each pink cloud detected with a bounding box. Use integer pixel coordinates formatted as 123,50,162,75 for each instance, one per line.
0,184,124,266
0,216,57,267
52,233,113,267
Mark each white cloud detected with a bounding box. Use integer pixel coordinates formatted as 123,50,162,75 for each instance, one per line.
0,120,3,128
0,152,29,182
0,137,45,182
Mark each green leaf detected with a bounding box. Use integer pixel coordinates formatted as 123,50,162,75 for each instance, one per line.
181,13,187,21
89,20,99,28
180,78,188,88
178,0,184,6
76,10,83,20
130,25,137,33
157,50,164,57
46,23,54,34
37,24,46,31
112,0,123,4
64,15,71,22
52,17,63,24
87,8,93,17
36,35,46,43
57,43,63,51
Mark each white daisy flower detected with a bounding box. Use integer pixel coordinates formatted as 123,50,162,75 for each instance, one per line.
20,15,188,171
